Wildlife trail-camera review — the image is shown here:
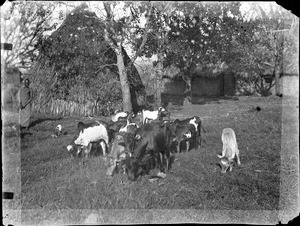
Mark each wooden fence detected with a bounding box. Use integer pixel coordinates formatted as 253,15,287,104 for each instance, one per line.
32,98,98,117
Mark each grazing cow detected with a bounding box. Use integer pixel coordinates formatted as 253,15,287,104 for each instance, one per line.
66,121,109,158
111,110,129,122
217,128,241,173
172,123,197,153
75,139,107,158
51,124,63,138
119,117,138,134
128,111,143,127
173,116,206,147
142,107,167,124
104,132,136,176
125,121,173,181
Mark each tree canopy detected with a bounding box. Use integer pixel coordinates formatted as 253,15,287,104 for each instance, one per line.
31,3,145,115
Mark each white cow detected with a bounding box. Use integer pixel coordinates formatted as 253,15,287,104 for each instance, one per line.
217,128,241,173
66,121,109,157
111,111,128,122
142,107,166,124
119,121,138,133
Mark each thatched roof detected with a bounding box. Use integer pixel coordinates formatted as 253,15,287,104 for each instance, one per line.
34,3,144,93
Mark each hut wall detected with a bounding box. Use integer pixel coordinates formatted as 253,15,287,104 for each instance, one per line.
163,80,186,94
191,77,222,96
223,72,236,96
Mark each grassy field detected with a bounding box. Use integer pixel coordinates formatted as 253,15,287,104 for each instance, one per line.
2,95,292,224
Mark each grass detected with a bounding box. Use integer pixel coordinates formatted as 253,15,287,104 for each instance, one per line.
3,95,286,224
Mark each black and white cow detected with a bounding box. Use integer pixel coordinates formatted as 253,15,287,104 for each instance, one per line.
125,121,174,181
173,116,206,147
172,122,197,153
66,121,109,158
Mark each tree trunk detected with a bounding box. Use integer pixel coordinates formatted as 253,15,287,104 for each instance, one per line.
116,45,132,112
183,76,192,94
156,52,164,108
274,65,281,96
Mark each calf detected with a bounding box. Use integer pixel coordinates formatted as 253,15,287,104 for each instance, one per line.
128,111,143,127
119,118,138,134
172,123,197,153
125,121,173,181
142,107,167,124
104,132,136,176
173,116,206,148
111,111,129,122
66,121,109,158
217,128,241,173
51,124,62,138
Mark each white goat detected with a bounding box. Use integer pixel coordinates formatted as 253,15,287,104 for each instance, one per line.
111,111,128,122
217,128,241,173
142,107,166,124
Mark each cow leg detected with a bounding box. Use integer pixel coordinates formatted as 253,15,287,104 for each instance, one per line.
177,141,181,154
161,152,167,173
157,152,164,173
84,143,92,158
165,147,171,171
186,140,190,152
229,163,233,172
100,141,107,156
236,150,241,165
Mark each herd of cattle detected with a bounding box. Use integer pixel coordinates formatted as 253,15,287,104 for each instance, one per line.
65,107,241,181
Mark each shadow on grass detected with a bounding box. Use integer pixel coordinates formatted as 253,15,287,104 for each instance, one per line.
29,116,64,128
191,95,239,105
20,131,33,139
165,95,239,110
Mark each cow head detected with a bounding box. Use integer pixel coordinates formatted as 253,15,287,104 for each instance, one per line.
218,155,234,173
104,133,133,176
66,142,83,158
124,135,149,181
125,156,143,181
56,124,62,132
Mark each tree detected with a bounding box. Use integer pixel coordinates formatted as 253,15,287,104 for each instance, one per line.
163,2,243,98
131,2,175,108
0,1,59,69
241,3,298,96
100,2,153,112
31,3,147,116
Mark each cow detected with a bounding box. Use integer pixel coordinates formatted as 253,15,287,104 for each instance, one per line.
66,121,109,158
104,132,136,176
172,122,197,153
107,120,127,139
128,111,143,128
119,117,138,134
111,110,129,122
173,116,206,148
217,128,241,173
125,121,174,181
51,124,63,138
142,107,167,124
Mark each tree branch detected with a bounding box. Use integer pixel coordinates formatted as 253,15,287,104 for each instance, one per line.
129,2,154,66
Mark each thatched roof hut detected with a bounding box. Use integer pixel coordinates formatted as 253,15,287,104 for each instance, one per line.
31,3,145,115
161,62,235,105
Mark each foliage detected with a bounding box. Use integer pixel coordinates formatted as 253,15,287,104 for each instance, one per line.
233,3,298,95
133,2,246,95
1,1,59,68
31,4,123,115
100,1,153,112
